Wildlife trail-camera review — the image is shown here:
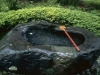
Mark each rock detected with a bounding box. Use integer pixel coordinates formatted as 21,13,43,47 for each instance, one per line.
0,20,100,75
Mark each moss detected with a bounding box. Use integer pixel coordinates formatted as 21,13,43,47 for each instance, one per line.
40,68,54,75
0,7,100,36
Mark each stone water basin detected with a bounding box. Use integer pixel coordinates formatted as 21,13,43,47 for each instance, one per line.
0,20,100,75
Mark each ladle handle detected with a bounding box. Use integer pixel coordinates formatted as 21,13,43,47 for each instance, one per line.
63,29,80,51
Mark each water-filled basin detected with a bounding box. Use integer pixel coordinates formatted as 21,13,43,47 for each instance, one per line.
22,26,85,47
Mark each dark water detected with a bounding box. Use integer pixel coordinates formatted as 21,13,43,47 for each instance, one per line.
22,27,85,47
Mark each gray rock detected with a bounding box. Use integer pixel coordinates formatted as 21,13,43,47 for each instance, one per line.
0,20,100,75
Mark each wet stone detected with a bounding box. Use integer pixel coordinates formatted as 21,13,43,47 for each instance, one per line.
0,20,100,75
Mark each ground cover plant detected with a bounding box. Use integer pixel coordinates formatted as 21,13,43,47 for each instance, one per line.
81,0,100,10
0,6,100,37
0,0,100,39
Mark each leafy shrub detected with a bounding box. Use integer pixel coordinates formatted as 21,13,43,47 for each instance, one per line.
80,0,100,10
28,0,47,3
0,0,9,12
4,0,19,10
56,0,80,6
0,7,100,36
90,10,100,17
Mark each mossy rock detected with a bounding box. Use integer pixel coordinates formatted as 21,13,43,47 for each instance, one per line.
0,20,100,75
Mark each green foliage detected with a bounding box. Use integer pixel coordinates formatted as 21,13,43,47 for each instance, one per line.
40,68,54,75
81,0,100,9
26,0,60,8
56,0,80,6
28,0,47,3
90,10,100,17
4,0,20,10
0,7,100,36
0,0,9,12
